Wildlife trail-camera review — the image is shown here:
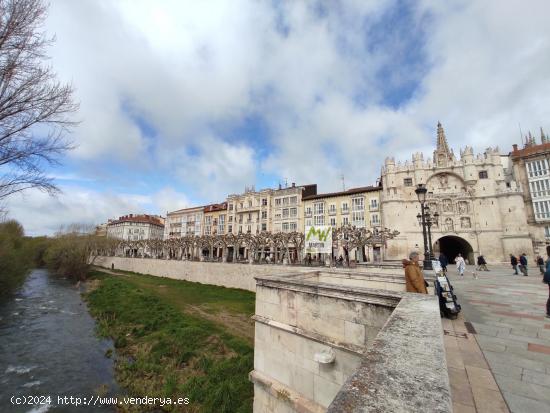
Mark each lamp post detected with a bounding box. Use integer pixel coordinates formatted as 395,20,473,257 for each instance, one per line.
415,184,432,270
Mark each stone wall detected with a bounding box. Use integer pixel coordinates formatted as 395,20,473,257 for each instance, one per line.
93,256,418,292
251,271,408,412
93,256,313,291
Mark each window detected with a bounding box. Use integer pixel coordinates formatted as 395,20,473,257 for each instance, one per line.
313,202,324,215
290,207,297,217
282,222,289,232
545,226,550,238
229,204,234,211
404,178,413,186
351,197,364,211
228,225,232,233
248,200,252,207
283,197,289,205
262,198,268,206
239,225,242,233
479,170,488,179
370,199,378,209
262,223,267,231
328,204,336,214
283,208,289,218
275,198,282,206
330,217,336,227
290,196,297,204
341,202,349,213
352,211,365,226
305,206,312,216
229,215,233,222
314,215,324,226
306,218,312,227
289,222,297,231
261,211,267,219
371,214,379,224
247,225,251,233
240,202,243,209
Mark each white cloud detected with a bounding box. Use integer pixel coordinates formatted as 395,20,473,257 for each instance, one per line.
15,0,549,232
4,185,190,236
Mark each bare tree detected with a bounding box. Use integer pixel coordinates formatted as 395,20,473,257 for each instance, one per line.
0,0,78,200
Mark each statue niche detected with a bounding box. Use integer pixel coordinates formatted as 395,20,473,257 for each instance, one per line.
442,199,453,213
444,218,454,232
460,217,471,229
457,201,469,214
427,172,466,194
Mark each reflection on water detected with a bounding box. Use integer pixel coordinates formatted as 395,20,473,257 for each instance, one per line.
0,270,119,412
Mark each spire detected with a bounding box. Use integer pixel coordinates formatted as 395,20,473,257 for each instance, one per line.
541,127,547,144
434,121,453,167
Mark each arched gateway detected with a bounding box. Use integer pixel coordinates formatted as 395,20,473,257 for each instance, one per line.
433,236,474,265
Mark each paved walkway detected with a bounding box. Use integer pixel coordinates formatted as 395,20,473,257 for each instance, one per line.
445,265,550,413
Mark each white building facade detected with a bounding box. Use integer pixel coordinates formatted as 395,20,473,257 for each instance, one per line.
107,214,164,241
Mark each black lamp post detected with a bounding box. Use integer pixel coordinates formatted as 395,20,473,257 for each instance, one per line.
415,184,432,270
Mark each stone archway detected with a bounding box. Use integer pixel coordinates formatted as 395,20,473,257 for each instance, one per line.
433,235,474,265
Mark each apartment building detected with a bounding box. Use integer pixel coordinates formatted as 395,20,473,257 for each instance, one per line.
163,206,204,239
272,183,317,233
303,185,382,261
107,214,164,241
510,129,550,253
203,202,228,235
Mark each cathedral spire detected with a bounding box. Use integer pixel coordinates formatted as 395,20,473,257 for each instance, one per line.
434,122,453,167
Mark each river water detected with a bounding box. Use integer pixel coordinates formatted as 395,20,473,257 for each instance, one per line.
0,269,119,412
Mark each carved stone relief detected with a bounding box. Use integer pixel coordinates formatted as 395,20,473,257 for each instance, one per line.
460,217,471,229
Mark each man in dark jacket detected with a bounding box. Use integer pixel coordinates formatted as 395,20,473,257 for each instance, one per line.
439,253,448,274
477,255,489,271
519,253,528,276
510,254,519,275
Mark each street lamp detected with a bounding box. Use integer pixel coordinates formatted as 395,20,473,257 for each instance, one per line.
415,184,432,270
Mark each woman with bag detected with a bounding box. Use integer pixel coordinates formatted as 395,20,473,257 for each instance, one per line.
456,253,466,276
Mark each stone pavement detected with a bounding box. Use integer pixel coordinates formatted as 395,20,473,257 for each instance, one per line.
444,264,550,413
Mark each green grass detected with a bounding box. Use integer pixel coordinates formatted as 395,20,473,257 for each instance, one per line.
85,270,255,413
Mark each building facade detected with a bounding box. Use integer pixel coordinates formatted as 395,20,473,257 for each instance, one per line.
107,214,164,241
303,186,383,261
381,123,533,264
203,202,228,235
164,206,205,239
510,129,550,255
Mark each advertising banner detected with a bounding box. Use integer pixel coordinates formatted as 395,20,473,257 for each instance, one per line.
304,226,333,254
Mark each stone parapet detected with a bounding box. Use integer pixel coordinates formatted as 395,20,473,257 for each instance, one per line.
327,294,451,413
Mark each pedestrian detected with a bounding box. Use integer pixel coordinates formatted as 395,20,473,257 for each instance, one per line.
519,253,528,276
537,255,545,275
439,253,448,274
510,254,519,275
456,253,466,276
544,246,550,318
338,255,344,267
477,255,489,271
403,251,428,294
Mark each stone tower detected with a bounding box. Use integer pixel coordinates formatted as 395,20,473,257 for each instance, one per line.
433,122,454,167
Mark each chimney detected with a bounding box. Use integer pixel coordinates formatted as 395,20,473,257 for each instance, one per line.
129,214,133,218
292,182,295,187
512,144,518,151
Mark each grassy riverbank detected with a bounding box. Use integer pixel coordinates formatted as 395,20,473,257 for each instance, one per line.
85,270,256,413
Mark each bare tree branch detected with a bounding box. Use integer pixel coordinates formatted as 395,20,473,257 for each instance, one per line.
0,0,78,201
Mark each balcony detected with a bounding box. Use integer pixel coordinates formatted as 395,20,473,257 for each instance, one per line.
305,211,312,217
369,205,379,211
341,208,349,215
328,209,337,216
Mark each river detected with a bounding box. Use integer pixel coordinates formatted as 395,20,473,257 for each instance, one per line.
0,269,120,412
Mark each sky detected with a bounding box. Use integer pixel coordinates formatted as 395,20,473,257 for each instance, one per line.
4,0,550,235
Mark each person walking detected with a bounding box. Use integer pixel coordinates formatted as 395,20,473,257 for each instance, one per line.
544,246,550,318
519,253,528,276
439,253,448,274
456,253,466,276
477,255,489,271
537,255,545,275
510,254,519,275
403,251,428,294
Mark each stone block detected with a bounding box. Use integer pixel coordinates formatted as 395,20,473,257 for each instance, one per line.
502,391,550,413
291,367,315,400
344,320,366,347
318,362,344,385
313,373,341,407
